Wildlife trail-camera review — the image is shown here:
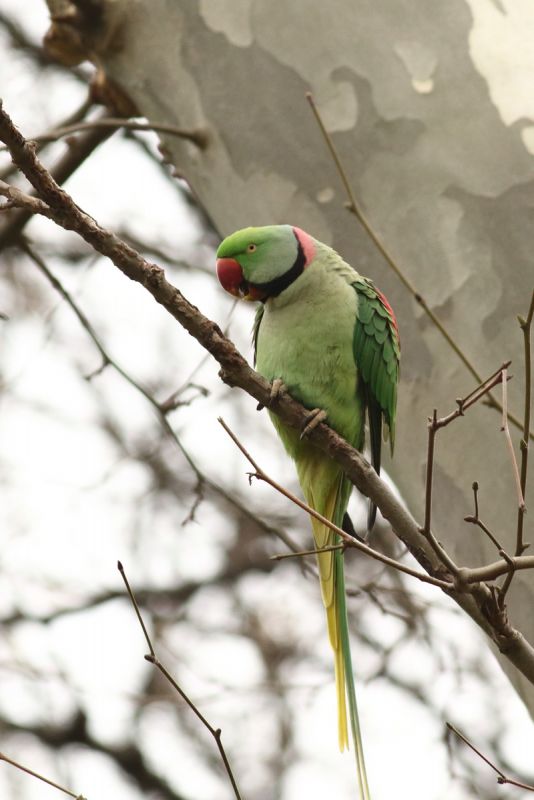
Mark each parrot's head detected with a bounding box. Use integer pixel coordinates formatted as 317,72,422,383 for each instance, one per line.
216,224,316,301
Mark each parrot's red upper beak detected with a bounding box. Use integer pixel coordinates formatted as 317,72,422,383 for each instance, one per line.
216,257,244,297
216,258,266,301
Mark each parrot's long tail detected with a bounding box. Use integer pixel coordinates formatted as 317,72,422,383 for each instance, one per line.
335,546,371,800
308,474,371,800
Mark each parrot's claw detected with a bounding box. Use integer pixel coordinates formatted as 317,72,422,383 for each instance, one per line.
270,378,286,404
257,378,286,411
300,407,327,439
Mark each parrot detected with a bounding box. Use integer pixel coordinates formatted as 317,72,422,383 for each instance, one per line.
216,224,400,799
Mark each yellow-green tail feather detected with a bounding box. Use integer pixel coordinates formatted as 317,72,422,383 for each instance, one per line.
306,471,371,800
336,544,371,799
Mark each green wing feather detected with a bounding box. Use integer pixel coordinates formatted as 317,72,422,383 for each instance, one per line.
353,278,400,529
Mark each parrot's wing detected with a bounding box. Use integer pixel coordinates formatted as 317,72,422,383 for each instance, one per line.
353,278,400,526
252,304,265,366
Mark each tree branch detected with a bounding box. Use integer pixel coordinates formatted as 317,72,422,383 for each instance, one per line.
516,290,534,555
218,416,454,591
0,750,85,799
118,562,243,800
0,109,114,250
447,722,534,793
10,116,209,149
2,101,534,688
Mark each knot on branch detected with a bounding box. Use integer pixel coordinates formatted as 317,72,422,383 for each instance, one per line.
494,627,520,654
452,567,471,593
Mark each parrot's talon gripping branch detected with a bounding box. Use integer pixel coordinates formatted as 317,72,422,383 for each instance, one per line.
257,378,287,410
269,377,286,405
300,407,328,439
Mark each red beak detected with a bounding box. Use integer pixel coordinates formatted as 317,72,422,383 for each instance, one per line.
216,258,266,301
216,257,245,297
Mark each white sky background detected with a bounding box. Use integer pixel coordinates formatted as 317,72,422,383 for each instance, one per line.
1,1,534,799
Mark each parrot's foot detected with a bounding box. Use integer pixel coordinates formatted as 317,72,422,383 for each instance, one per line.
269,378,286,404
256,378,287,411
300,407,327,439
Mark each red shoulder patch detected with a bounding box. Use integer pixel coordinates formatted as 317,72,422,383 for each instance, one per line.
376,288,400,344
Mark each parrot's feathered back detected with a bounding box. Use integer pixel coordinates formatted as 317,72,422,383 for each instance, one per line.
216,224,400,800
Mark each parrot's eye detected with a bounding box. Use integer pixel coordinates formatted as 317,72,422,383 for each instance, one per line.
247,243,257,253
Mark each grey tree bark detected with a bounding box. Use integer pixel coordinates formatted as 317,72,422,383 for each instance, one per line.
43,0,534,713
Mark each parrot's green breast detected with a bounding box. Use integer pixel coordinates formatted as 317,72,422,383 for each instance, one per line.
255,256,364,460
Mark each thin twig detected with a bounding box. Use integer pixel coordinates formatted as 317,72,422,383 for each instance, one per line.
497,551,517,608
464,482,506,552
117,562,243,800
433,362,510,430
117,561,155,657
473,480,479,518
218,416,455,591
305,91,531,440
420,407,459,575
12,116,209,150
421,365,509,575
516,290,534,555
464,515,503,551
271,543,345,561
501,366,525,512
0,751,85,799
0,95,93,183
462,483,517,608
446,722,534,792
423,409,438,540
458,555,534,583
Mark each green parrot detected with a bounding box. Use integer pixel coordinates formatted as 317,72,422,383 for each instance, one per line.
216,224,400,799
